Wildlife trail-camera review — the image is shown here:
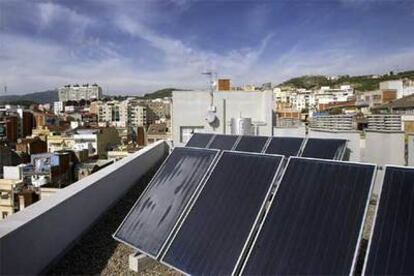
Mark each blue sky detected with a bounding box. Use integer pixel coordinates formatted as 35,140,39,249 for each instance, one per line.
1,0,414,95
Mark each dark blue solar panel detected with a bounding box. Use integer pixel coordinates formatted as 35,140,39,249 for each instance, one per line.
242,157,375,275
234,135,269,153
364,166,414,275
185,133,214,148
301,138,347,160
265,137,304,157
207,134,239,150
162,152,283,275
114,147,219,257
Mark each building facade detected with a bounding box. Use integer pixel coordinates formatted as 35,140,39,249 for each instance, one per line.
58,84,102,102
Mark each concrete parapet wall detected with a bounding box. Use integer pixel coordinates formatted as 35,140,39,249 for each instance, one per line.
0,141,169,275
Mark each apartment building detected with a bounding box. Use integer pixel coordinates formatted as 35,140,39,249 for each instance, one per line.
380,79,414,99
58,84,102,102
97,100,147,128
357,89,397,108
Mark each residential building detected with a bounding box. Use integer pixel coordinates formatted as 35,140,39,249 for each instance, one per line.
356,89,397,109
70,127,121,158
15,137,47,156
147,123,168,144
380,79,414,99
172,90,273,145
0,107,35,142
47,134,76,153
0,144,22,177
58,84,102,102
0,178,24,220
290,89,316,112
0,114,18,143
315,85,354,110
54,101,64,115
97,100,147,128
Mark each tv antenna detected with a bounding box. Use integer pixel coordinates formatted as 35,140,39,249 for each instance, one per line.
202,71,217,106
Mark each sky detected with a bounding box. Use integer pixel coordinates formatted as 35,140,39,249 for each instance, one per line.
1,0,414,95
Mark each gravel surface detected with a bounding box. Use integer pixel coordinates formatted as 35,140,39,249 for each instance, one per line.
47,167,178,276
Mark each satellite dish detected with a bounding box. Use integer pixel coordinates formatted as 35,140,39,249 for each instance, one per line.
205,110,217,124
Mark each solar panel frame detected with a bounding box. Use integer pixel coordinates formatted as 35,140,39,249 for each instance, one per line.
233,135,271,153
240,156,377,275
361,164,414,275
300,138,348,160
185,133,215,148
113,147,221,259
160,151,285,275
263,136,306,157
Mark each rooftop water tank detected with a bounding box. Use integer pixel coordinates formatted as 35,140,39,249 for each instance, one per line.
231,117,253,135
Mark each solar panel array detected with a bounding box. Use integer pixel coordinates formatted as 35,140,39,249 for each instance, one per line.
364,166,414,275
162,152,283,275
241,158,376,275
113,133,414,275
185,133,347,160
114,147,219,257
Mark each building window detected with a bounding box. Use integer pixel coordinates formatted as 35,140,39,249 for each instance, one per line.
2,212,8,219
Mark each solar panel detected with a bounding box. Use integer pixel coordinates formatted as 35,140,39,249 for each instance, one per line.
162,151,284,275
207,134,239,150
363,166,414,275
234,135,269,153
265,137,304,157
241,157,376,275
301,138,347,160
185,133,214,148
113,147,219,258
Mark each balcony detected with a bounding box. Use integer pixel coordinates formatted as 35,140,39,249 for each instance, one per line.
0,141,169,275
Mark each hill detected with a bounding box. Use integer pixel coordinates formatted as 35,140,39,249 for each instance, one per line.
278,70,414,91
0,90,58,104
142,88,176,99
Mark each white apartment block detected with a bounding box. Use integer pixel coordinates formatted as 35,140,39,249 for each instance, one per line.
290,89,316,111
97,100,147,128
58,84,102,102
380,79,414,99
276,85,354,112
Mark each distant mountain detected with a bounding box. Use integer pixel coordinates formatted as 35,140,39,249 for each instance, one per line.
278,70,414,91
0,90,58,105
142,88,176,99
142,88,191,99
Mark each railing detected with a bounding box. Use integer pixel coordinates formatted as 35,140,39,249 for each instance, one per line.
0,140,169,275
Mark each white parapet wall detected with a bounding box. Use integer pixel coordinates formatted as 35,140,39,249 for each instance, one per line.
273,126,306,137
0,140,169,275
364,130,405,195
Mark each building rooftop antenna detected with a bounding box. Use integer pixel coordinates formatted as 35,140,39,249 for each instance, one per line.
202,71,216,107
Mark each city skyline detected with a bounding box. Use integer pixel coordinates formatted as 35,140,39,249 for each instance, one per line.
1,0,414,94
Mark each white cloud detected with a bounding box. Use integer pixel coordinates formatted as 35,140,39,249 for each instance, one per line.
1,1,414,95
